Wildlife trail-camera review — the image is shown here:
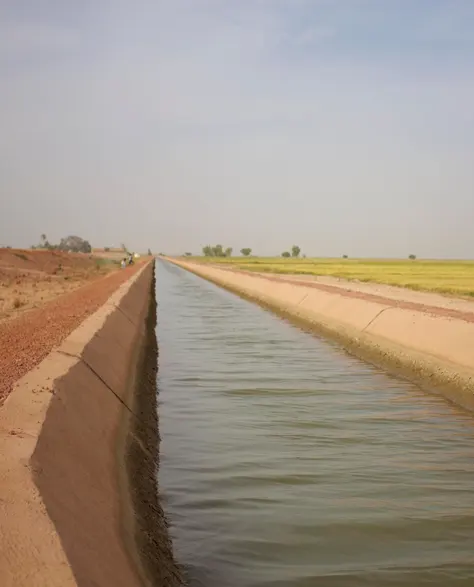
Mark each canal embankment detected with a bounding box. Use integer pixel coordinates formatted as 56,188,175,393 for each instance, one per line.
0,260,182,587
168,259,474,411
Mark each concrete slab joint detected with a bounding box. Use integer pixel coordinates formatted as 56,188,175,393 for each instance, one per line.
0,261,183,587
168,258,474,412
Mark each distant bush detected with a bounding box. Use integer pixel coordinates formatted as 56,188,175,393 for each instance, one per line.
202,244,233,257
282,251,291,258
342,254,348,259
408,254,417,260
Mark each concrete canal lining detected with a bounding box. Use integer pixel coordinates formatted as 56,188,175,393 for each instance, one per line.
168,259,474,411
0,260,182,587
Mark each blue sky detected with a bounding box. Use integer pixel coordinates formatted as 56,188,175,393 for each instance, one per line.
1,0,473,257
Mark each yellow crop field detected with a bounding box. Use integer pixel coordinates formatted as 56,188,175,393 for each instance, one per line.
190,257,474,297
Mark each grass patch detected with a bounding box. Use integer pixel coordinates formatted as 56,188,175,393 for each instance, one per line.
94,258,119,270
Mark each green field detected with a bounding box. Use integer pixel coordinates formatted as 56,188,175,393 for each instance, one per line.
190,257,474,297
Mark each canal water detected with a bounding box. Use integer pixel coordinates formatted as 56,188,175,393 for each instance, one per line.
156,261,474,587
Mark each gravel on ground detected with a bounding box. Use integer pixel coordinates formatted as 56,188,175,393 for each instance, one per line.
0,264,142,404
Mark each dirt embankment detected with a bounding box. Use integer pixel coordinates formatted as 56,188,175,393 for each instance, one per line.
170,259,474,411
0,263,142,404
0,260,182,586
0,248,124,322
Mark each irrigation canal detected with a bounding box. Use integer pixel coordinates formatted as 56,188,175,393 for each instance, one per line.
156,260,474,587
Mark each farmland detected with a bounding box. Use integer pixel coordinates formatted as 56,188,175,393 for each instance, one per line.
189,257,474,297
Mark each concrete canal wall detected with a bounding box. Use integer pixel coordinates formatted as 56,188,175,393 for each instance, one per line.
0,261,182,587
170,259,474,411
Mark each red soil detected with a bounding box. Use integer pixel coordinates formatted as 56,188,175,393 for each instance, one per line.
0,263,142,404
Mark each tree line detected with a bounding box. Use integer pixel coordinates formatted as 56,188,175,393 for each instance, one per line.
200,244,303,258
192,246,419,260
31,233,92,254
202,244,233,257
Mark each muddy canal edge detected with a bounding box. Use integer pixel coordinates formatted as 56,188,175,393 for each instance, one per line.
0,260,183,587
168,258,474,412
123,260,184,587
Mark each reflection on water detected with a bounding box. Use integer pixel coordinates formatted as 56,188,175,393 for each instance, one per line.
156,261,474,587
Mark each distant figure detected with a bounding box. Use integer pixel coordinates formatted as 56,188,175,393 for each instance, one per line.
128,253,134,265
121,258,127,269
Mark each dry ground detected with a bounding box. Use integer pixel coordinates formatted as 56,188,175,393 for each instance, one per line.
0,256,146,403
0,248,123,322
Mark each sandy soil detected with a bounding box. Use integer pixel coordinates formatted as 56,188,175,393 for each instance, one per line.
273,272,474,314
0,262,142,404
0,248,123,322
225,268,474,323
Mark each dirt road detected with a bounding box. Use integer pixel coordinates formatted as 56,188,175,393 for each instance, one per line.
226,268,474,323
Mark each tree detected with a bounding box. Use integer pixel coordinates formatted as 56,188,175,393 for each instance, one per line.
282,251,291,258
291,245,301,258
342,254,348,259
184,252,192,256
212,244,224,257
203,244,231,257
240,248,252,256
408,254,417,260
58,235,92,254
38,234,52,249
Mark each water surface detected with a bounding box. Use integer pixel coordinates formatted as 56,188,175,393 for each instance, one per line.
156,261,474,587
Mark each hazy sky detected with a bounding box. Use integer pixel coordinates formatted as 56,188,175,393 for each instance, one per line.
1,0,473,257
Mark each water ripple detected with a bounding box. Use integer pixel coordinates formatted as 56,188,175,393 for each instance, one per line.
157,261,474,587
